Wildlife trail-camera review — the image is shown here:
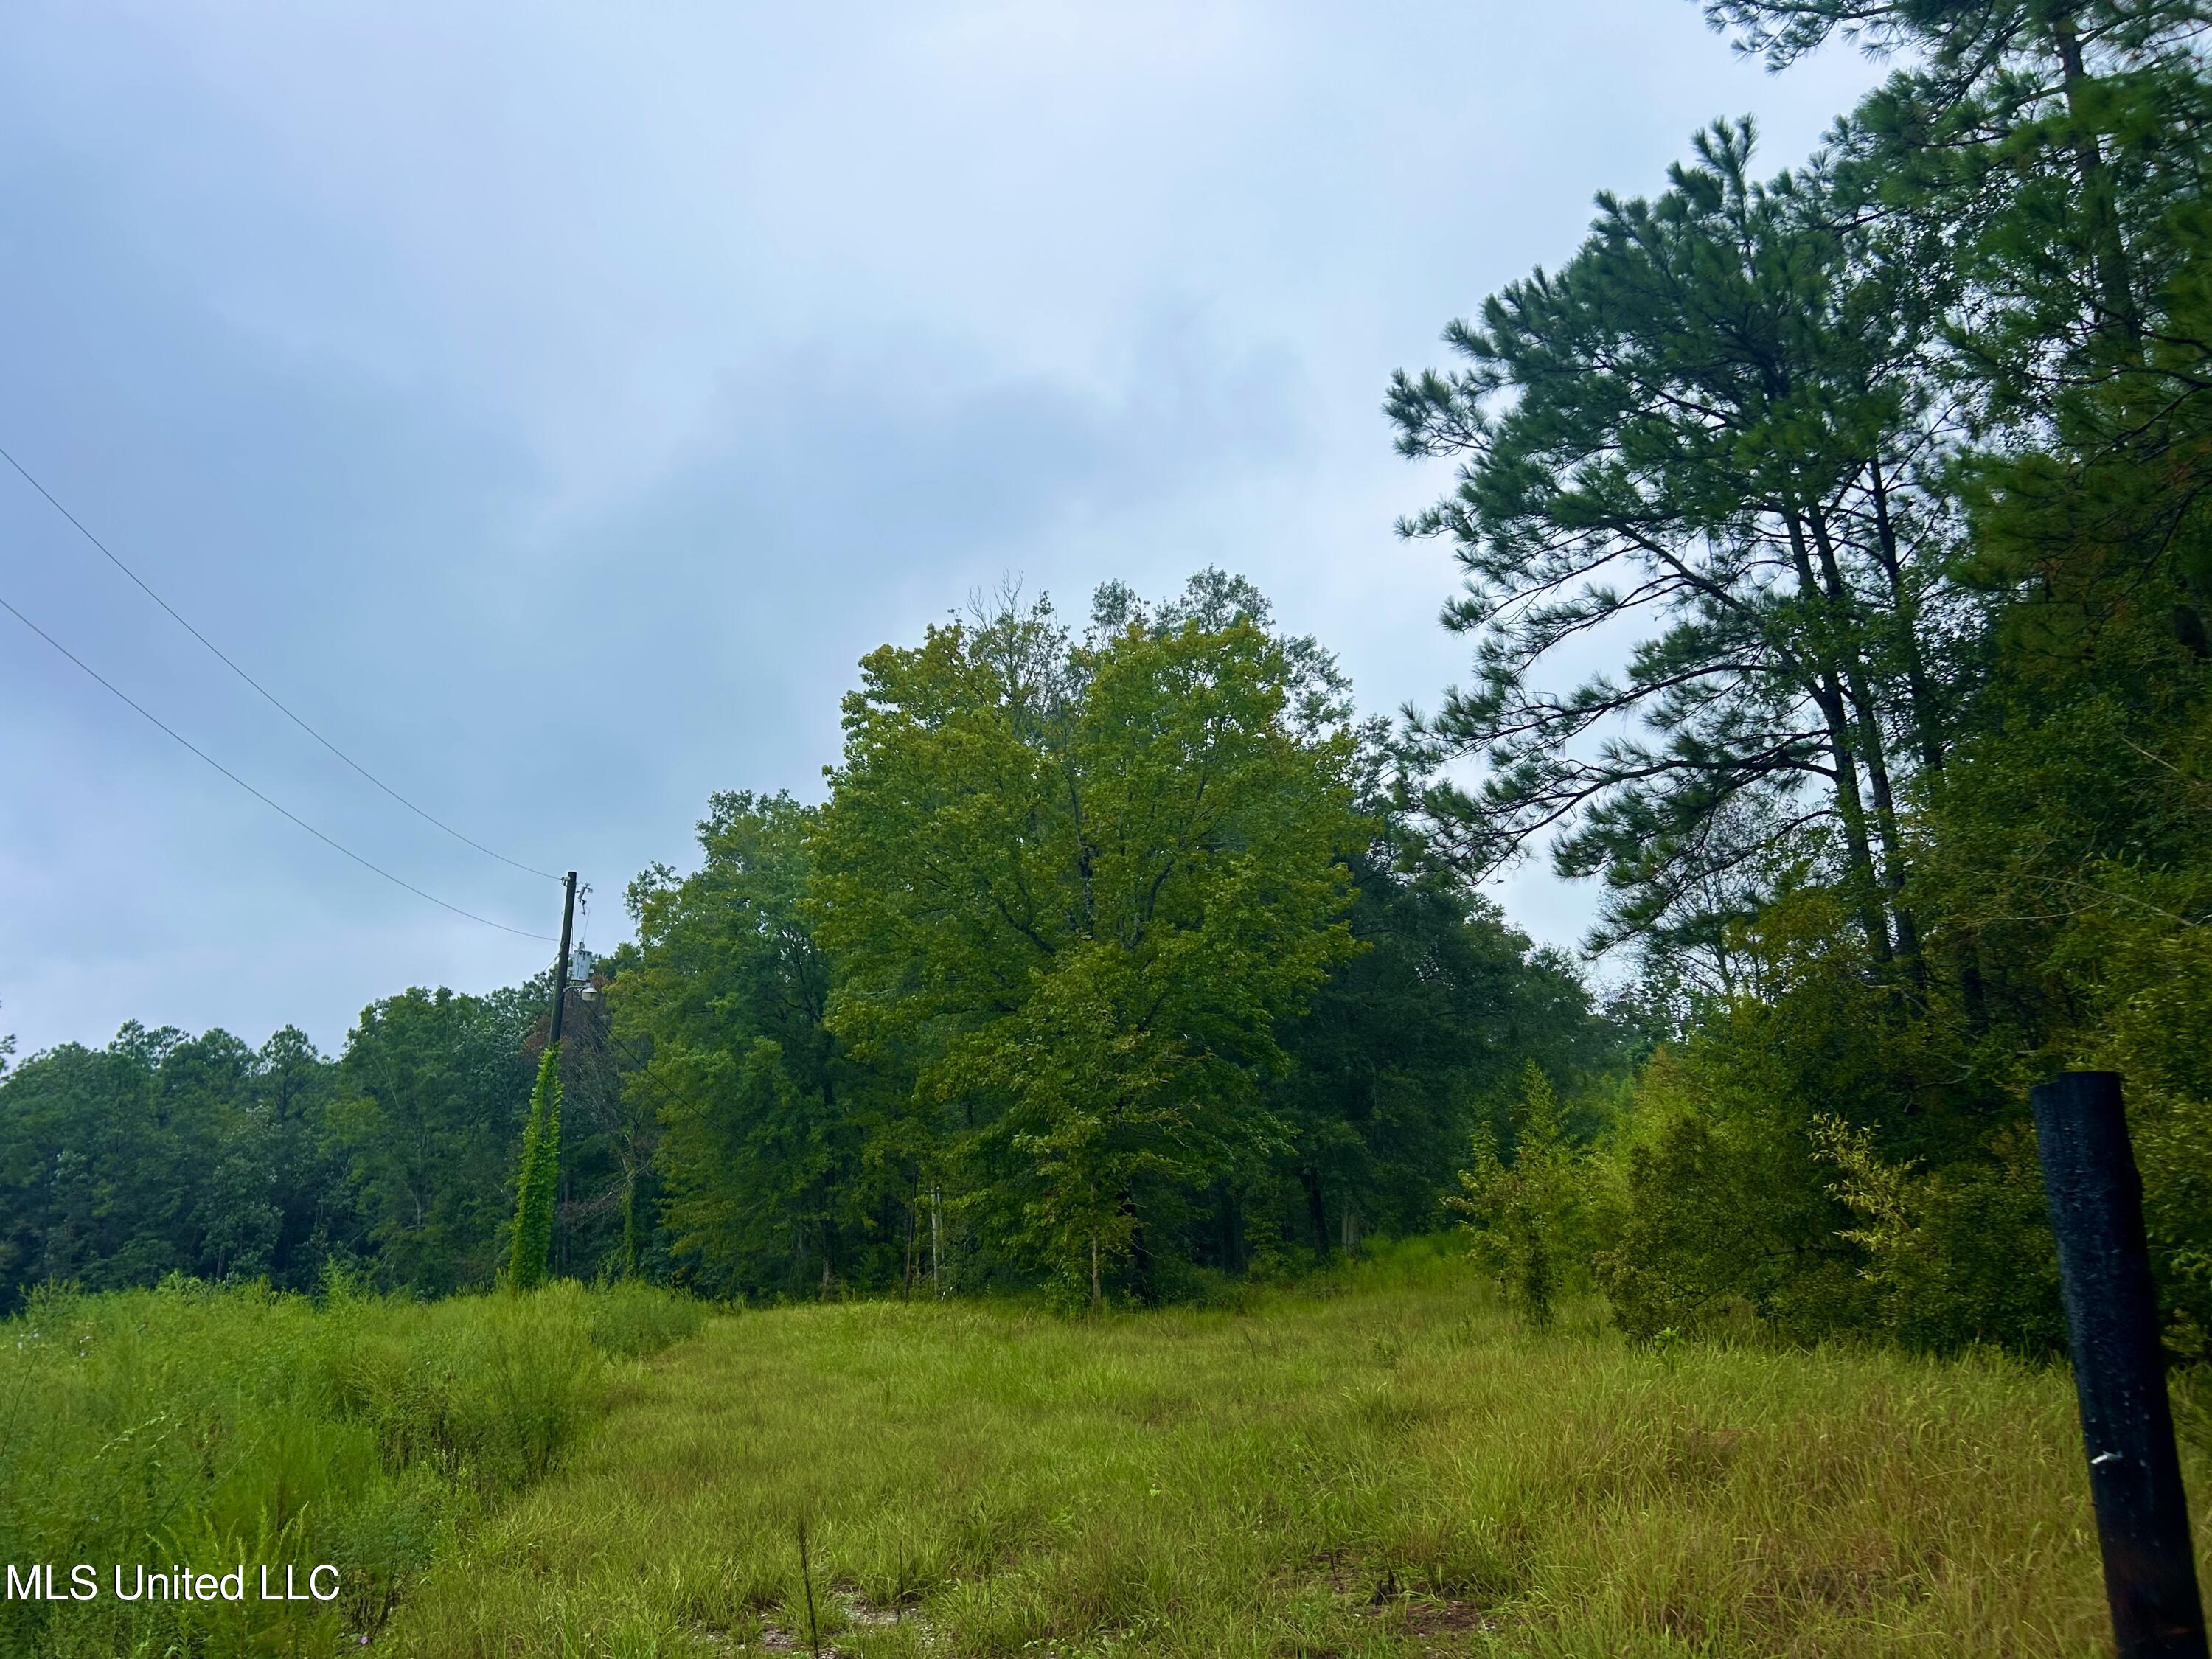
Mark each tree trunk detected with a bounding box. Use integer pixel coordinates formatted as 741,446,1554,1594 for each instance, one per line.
1301,1167,1329,1256
2051,17,2141,350
1807,504,1925,985
1122,1189,1155,1304
620,1159,637,1280
1786,509,1893,961
1867,459,1946,777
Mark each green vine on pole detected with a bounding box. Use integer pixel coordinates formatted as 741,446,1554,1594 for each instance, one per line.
509,1048,562,1291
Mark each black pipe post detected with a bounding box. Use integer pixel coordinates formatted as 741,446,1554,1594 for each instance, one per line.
2031,1070,2207,1659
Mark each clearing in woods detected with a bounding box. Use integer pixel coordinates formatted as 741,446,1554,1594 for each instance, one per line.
375,1245,2194,1657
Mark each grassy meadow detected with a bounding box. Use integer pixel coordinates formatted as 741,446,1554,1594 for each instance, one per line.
374,1242,2199,1659
6,1243,2205,1656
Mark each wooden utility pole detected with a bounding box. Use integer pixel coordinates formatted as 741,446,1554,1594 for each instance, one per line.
548,871,578,1046
2032,1071,2207,1659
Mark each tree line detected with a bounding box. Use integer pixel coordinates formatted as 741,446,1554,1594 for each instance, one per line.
0,574,1618,1312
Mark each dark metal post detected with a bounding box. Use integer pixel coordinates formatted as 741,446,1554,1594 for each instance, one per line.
548,871,577,1046
2031,1070,2207,1659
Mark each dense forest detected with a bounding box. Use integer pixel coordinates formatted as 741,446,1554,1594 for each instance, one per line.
0,571,1620,1311
6,0,2211,1349
1406,0,2212,1353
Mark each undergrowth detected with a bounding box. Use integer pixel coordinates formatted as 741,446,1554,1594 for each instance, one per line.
0,1275,702,1656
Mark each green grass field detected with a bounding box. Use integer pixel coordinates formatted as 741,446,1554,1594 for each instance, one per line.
7,1245,2204,1656
378,1244,2200,1658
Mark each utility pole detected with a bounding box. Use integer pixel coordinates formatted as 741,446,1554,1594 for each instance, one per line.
549,871,578,1046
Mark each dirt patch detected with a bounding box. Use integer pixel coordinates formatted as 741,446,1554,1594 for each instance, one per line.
1343,1593,1505,1655
1298,1552,1502,1652
1402,1597,1492,1638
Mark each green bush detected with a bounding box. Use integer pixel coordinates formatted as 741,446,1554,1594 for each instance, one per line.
584,1276,709,1359
1449,1064,1588,1326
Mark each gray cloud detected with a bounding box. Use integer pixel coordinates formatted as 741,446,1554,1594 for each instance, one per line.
0,1,1877,1056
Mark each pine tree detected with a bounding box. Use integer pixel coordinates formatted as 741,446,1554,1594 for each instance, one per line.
508,1048,562,1291
1386,122,1962,975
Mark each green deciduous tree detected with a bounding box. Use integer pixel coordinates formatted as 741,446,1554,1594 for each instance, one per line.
614,790,902,1299
811,575,1364,1305
331,985,540,1295
1268,843,1618,1263
0,1022,352,1310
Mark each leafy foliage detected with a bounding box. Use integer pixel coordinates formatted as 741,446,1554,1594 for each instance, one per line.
0,577,1615,1312
810,580,1366,1303
1447,1064,1587,1325
507,1050,563,1292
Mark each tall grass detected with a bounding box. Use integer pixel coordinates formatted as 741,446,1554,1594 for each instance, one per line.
0,1276,702,1657
10,1246,2205,1655
380,1242,2208,1658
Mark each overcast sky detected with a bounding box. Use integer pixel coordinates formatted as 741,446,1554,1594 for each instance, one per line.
0,2,1878,1060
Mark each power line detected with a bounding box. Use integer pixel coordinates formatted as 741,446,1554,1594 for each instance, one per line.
0,442,560,883
1,591,556,942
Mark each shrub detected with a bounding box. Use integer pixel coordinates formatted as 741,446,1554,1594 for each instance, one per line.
1447,1064,1587,1326
585,1276,709,1359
